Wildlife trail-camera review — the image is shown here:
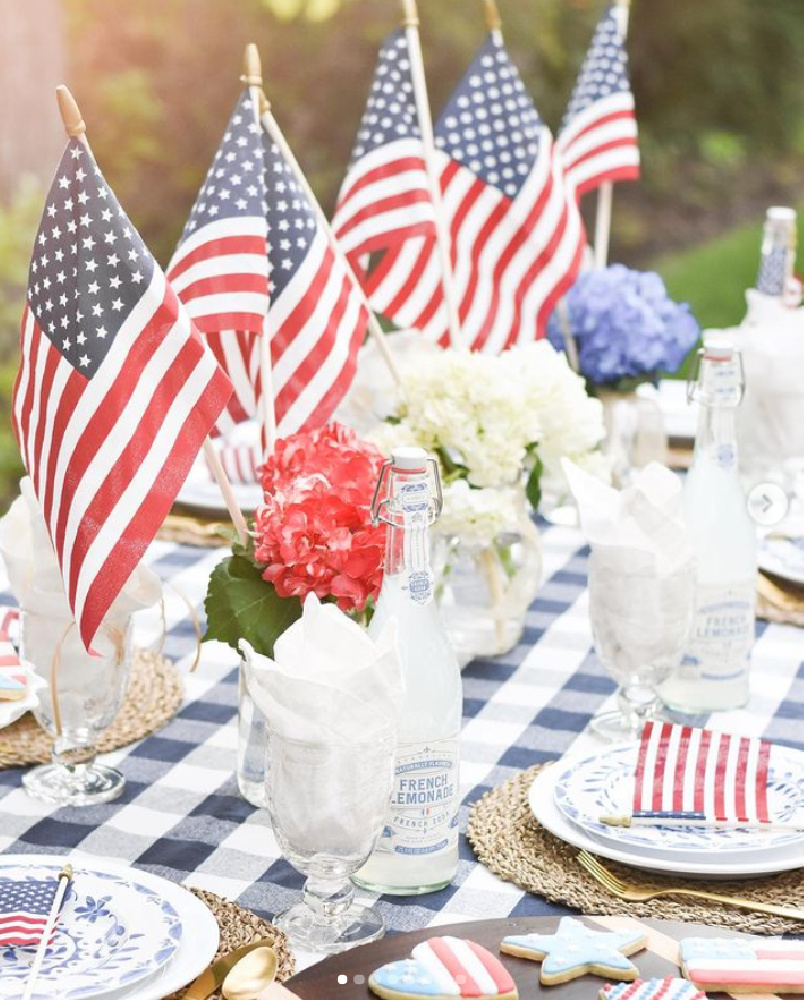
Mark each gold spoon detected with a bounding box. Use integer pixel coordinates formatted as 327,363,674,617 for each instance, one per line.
221,947,279,1000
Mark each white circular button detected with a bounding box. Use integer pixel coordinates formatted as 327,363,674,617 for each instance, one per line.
747,483,789,526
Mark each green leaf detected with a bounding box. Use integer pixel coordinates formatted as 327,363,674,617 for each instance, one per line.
203,552,302,658
525,452,544,511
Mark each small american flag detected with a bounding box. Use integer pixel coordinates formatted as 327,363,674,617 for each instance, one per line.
206,442,261,485
632,722,772,827
12,139,232,649
332,29,436,268
167,90,268,437
367,33,585,352
557,4,640,198
264,133,368,435
0,877,66,947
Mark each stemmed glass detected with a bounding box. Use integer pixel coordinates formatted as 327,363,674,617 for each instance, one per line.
588,552,695,741
269,727,395,954
21,598,132,805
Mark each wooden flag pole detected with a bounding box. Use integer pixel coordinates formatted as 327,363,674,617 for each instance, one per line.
257,91,404,389
242,43,277,459
56,85,249,546
22,864,73,1000
483,0,503,37
593,0,631,270
401,0,464,351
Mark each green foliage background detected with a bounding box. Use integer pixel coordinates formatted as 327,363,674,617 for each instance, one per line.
0,0,802,506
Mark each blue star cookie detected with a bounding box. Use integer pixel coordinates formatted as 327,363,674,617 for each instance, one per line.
500,917,646,985
600,976,707,1000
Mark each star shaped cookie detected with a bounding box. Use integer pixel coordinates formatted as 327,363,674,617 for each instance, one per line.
500,917,646,985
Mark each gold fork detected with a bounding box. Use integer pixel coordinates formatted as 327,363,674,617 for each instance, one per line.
577,850,804,920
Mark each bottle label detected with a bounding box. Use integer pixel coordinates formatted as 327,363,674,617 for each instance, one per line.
406,569,434,604
400,480,429,514
374,739,460,858
685,582,755,681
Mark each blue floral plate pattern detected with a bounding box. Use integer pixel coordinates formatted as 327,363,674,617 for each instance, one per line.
0,863,182,1000
554,743,804,856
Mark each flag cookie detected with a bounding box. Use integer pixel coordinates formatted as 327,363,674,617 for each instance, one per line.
369,936,518,1000
501,917,646,985
680,936,804,994
601,977,707,1000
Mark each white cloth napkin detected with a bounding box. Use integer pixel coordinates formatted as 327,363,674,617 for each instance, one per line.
0,477,162,631
240,593,403,743
732,292,804,481
564,460,695,670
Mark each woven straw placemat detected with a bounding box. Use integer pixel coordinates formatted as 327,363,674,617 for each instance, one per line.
468,763,804,935
0,649,183,768
164,888,295,999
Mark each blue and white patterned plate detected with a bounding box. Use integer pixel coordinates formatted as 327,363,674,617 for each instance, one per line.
553,743,804,855
0,863,182,1000
758,534,804,586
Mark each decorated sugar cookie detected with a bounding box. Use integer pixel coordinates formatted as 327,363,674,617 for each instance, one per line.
680,936,804,994
601,976,707,1000
0,670,27,702
500,917,646,985
369,936,518,1000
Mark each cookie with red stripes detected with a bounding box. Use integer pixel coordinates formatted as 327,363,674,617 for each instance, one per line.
369,935,518,1000
600,976,707,1000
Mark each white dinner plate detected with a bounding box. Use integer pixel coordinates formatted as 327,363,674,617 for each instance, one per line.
0,856,219,1000
553,743,804,857
174,478,263,517
758,534,804,586
529,761,804,878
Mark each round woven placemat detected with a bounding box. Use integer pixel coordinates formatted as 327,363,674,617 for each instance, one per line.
467,763,804,935
0,649,183,768
164,888,295,1000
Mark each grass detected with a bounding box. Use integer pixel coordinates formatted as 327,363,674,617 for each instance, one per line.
655,204,804,333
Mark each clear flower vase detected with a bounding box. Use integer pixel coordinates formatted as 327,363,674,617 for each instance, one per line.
598,387,666,487
434,492,542,663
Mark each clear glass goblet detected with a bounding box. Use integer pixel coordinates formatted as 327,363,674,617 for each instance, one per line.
588,553,695,741
21,602,132,805
269,728,395,955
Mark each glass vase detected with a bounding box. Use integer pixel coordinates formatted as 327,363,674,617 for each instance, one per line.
433,490,542,663
237,658,270,808
598,387,666,488
21,600,132,806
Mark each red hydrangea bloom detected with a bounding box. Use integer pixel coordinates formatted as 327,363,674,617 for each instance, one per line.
254,424,386,612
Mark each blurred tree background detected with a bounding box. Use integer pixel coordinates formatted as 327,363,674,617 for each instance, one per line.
0,0,803,504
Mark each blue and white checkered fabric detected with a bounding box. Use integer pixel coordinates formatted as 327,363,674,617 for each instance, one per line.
1,524,802,948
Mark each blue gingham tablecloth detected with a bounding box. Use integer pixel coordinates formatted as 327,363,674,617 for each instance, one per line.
1,522,803,942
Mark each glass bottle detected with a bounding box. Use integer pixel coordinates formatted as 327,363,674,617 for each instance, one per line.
353,447,462,896
661,337,756,712
756,206,797,300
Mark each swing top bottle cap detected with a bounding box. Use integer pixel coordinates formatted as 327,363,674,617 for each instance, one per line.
703,334,734,362
391,447,427,471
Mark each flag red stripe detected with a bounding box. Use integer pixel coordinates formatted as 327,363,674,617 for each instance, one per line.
672,724,692,814
693,728,712,815
40,366,86,534
188,312,266,336
755,739,771,823
346,221,437,261
734,737,750,822
336,188,433,241
451,179,498,325
564,135,639,175
560,108,636,155
652,720,673,812
178,272,268,303
30,341,61,498
271,252,336,362
336,155,429,209
534,233,585,336
633,720,653,812
17,319,43,474
167,235,267,281
574,164,640,198
77,362,231,646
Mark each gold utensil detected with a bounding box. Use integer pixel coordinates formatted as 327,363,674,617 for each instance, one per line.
222,947,278,1000
577,850,804,921
163,514,231,538
758,572,804,612
181,940,276,1000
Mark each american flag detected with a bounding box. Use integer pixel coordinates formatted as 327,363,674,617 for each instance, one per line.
0,877,66,947
557,3,639,198
632,722,772,827
332,29,436,269
206,441,261,485
167,90,268,436
263,132,369,435
12,139,232,649
366,33,585,352
756,246,789,297
681,936,804,992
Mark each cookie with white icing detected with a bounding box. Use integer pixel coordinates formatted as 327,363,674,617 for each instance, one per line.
369,935,518,1000
680,935,804,994
600,976,707,1000
501,917,646,985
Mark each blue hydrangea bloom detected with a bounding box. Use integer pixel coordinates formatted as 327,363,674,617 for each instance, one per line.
547,264,700,385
